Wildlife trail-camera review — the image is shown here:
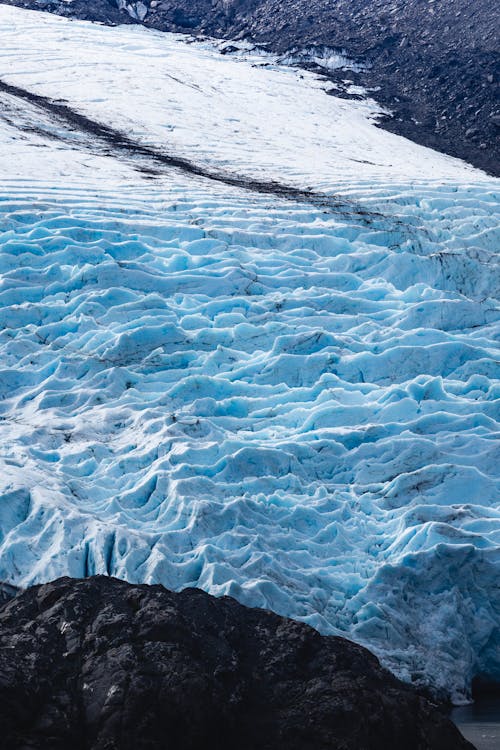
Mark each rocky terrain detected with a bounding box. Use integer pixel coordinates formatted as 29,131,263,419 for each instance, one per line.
0,576,473,750
1,0,498,175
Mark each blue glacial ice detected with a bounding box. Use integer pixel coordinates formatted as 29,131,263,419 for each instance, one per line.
0,179,499,702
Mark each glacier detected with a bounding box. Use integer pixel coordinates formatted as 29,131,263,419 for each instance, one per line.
0,5,499,704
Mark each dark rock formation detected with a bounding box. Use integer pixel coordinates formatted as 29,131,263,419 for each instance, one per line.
0,581,18,605
0,576,473,749
1,0,498,176
2,0,133,24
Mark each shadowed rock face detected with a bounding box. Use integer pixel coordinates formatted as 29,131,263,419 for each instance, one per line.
0,576,472,750
1,0,498,175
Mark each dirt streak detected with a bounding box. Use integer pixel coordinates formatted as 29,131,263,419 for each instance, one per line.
0,77,382,220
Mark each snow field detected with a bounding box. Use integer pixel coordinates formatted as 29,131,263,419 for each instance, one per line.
0,5,488,187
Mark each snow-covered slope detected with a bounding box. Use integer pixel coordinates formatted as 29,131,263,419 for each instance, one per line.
0,6,499,703
0,5,486,186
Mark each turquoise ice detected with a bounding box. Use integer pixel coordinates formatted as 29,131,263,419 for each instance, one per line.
0,179,498,703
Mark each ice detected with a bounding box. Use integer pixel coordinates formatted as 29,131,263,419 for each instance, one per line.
0,5,498,705
0,179,498,703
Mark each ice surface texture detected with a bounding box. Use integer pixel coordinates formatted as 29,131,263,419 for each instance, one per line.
0,179,498,703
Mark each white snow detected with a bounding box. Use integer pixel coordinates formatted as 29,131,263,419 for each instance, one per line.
0,5,498,704
0,5,488,187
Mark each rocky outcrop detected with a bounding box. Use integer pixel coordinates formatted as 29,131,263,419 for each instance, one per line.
0,582,18,606
0,576,473,749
